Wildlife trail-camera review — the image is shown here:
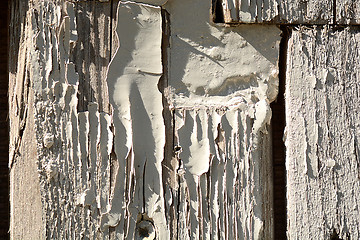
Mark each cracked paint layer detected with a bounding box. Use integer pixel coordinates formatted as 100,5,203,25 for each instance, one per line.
162,0,280,238
101,2,169,239
10,0,360,239
12,0,278,239
164,0,280,109
173,105,272,239
26,1,115,239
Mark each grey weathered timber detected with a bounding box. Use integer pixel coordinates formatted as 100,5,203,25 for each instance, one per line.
9,1,45,239
216,0,333,24
9,0,115,238
286,26,360,239
72,0,114,113
337,0,360,25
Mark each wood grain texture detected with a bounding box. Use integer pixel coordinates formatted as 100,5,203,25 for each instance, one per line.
217,0,333,24
221,0,279,23
286,26,360,239
72,0,113,113
9,1,45,239
9,0,282,239
9,0,116,238
336,0,360,24
279,0,333,24
164,0,279,238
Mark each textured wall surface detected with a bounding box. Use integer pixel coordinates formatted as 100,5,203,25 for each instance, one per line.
216,0,360,24
9,0,360,240
286,26,360,239
9,0,279,239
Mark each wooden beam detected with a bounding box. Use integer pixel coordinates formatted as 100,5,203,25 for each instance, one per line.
286,26,360,239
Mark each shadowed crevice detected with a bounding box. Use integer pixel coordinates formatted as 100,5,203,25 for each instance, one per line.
270,25,290,240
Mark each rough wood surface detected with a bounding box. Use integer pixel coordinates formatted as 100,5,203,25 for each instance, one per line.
280,0,332,24
172,106,273,239
216,0,333,24
336,0,360,25
286,26,360,239
9,1,45,239
0,0,10,238
72,0,113,113
9,0,115,238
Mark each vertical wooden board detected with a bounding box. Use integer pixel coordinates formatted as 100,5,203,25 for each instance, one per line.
102,2,170,239
0,0,8,237
286,26,360,239
10,87,45,240
9,1,45,239
13,1,170,239
9,1,117,238
163,0,280,238
336,0,360,25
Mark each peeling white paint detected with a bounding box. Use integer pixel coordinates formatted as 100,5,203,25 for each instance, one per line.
163,0,280,238
102,2,169,238
19,0,278,239
11,0,360,239
28,1,117,238
219,0,332,24
43,133,54,148
253,99,272,134
173,103,273,238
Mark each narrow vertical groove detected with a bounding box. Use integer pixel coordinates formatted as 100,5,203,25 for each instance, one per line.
159,8,178,239
271,25,289,240
212,0,225,23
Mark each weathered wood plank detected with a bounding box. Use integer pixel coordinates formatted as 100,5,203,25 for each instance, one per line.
164,0,280,238
337,0,360,25
215,0,333,24
286,26,360,239
172,106,273,239
220,0,279,23
10,1,116,238
9,1,45,239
